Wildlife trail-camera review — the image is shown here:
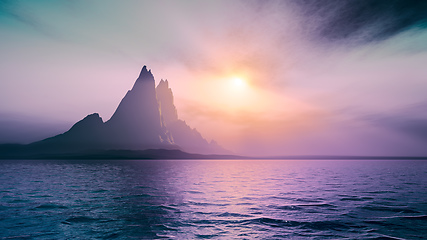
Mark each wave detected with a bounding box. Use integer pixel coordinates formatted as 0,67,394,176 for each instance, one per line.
62,216,102,224
215,212,252,218
33,203,68,210
361,206,420,214
242,217,352,231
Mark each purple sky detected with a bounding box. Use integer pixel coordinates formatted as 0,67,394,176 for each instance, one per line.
1,0,427,156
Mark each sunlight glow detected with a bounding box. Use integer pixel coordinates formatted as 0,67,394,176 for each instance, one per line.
232,77,245,88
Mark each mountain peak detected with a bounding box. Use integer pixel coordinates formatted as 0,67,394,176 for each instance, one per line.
156,79,178,125
25,66,228,155
158,79,169,88
105,65,173,149
137,65,154,81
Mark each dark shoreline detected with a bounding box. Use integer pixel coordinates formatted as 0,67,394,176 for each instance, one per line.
1,144,427,160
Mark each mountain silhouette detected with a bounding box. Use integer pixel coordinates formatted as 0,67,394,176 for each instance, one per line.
156,79,228,154
0,66,229,158
104,66,173,149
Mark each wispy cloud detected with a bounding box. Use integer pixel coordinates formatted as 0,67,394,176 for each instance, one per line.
1,0,427,156
363,101,427,142
288,0,427,46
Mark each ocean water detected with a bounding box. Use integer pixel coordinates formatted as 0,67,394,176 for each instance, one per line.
0,160,426,239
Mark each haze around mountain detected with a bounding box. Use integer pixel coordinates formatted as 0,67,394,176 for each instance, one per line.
1,1,427,156
18,66,228,156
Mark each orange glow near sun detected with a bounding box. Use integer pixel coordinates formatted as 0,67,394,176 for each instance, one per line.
170,66,323,155
218,75,259,111
186,71,283,115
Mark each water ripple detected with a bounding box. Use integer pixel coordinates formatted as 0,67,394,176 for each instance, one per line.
0,159,425,239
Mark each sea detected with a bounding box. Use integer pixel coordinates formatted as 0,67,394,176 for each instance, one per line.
0,159,426,239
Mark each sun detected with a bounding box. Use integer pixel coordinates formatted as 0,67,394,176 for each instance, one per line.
231,77,246,88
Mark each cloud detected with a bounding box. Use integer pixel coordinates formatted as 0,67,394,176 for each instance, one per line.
288,0,427,46
2,0,427,156
363,102,427,143
0,0,70,39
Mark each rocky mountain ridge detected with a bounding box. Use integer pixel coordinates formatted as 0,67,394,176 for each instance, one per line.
27,66,227,155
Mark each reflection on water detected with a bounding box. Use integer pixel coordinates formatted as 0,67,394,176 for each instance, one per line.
0,159,426,239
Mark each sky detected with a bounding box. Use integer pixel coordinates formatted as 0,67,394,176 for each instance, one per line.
1,0,427,156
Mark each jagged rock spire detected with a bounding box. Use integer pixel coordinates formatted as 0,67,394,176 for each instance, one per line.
137,65,154,80
156,78,178,125
30,65,227,154
105,65,173,148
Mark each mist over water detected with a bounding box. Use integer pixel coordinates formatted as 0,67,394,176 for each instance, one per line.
0,159,426,239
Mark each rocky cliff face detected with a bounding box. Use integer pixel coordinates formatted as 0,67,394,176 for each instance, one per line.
104,66,173,149
156,79,178,125
156,77,229,154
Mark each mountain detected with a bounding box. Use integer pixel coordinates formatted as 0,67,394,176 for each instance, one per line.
103,66,173,149
156,79,229,154
0,66,229,157
156,79,178,125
